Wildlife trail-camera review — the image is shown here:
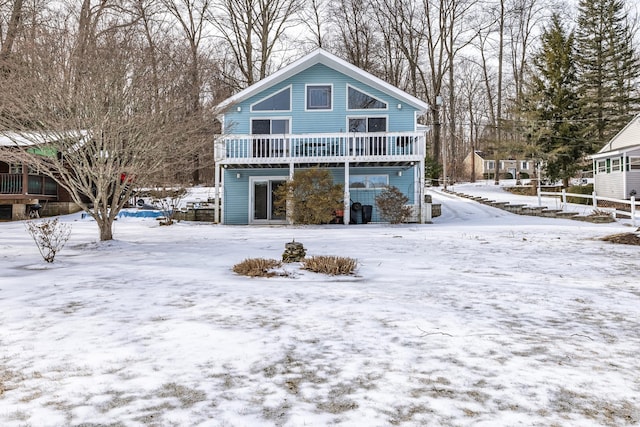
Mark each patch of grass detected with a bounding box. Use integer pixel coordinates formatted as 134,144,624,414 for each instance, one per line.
232,258,282,277
302,256,357,275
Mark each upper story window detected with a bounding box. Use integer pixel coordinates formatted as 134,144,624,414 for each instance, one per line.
9,163,23,174
306,84,332,110
251,118,290,135
521,161,529,170
251,86,291,112
347,85,387,110
487,160,495,170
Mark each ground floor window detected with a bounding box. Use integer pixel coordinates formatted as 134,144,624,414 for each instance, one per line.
251,177,286,222
629,157,640,170
349,174,388,189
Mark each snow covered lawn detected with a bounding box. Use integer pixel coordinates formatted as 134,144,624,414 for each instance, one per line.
1,185,639,426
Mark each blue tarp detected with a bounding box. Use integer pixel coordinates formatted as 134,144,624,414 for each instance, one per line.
117,209,166,218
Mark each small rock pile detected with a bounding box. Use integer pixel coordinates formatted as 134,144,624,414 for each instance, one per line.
282,240,306,262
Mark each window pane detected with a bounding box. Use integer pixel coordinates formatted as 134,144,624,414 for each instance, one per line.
271,120,289,134
254,181,268,220
368,175,388,188
253,88,290,111
271,180,286,220
348,86,387,109
368,117,386,132
349,118,366,132
349,175,367,188
307,85,331,109
630,157,640,170
252,120,270,135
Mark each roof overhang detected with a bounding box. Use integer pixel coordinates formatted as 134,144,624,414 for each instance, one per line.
590,144,640,160
216,49,431,114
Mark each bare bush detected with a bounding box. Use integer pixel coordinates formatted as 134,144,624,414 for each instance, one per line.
302,256,357,275
149,187,187,225
25,219,71,263
233,258,282,277
590,209,613,218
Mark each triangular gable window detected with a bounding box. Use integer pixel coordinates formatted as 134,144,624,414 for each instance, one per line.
251,86,291,111
348,86,387,110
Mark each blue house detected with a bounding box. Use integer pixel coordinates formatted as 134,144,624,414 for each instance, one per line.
213,49,430,225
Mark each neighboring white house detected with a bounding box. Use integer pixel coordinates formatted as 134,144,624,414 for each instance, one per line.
591,114,640,200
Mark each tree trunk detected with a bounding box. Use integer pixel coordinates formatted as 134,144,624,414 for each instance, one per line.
0,0,24,64
99,220,114,241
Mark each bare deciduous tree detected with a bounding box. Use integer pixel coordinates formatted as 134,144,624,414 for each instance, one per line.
0,2,213,241
209,0,302,89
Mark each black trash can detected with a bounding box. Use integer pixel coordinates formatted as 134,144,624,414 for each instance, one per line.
362,205,373,224
350,202,362,224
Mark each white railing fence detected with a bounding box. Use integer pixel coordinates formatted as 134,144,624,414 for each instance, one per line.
538,188,639,226
215,132,425,161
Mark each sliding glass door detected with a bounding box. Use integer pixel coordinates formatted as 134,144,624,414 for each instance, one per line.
251,178,286,222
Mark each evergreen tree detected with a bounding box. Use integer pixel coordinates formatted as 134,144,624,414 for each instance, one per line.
575,0,640,151
522,14,584,186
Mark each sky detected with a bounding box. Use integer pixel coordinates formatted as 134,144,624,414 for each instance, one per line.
0,181,638,426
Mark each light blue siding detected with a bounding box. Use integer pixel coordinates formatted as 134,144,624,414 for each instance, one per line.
223,64,419,135
223,165,417,224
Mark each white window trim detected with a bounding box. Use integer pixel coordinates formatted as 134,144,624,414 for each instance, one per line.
345,115,389,133
629,157,640,171
250,85,292,112
597,160,606,173
487,161,495,171
248,176,289,224
345,84,388,111
305,83,333,112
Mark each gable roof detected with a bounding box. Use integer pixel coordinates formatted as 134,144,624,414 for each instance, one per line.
216,49,431,114
596,114,640,155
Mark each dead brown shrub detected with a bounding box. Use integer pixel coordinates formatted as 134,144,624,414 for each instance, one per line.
233,258,282,277
601,233,640,246
302,256,357,275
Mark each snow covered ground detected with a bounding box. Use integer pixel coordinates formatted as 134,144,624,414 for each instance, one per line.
1,182,639,426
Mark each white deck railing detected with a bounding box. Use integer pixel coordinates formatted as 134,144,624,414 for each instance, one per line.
215,132,425,162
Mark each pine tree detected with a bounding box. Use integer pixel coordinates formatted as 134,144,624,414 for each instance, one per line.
522,14,584,187
575,0,640,151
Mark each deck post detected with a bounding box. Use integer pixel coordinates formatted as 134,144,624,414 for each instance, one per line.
214,163,221,223
343,160,350,225
419,158,425,223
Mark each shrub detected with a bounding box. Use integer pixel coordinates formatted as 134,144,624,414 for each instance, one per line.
25,218,72,263
567,184,594,204
375,185,411,224
232,258,282,277
302,256,357,275
274,168,343,224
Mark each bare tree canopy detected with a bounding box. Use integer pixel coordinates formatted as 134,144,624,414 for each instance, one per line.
0,0,214,241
